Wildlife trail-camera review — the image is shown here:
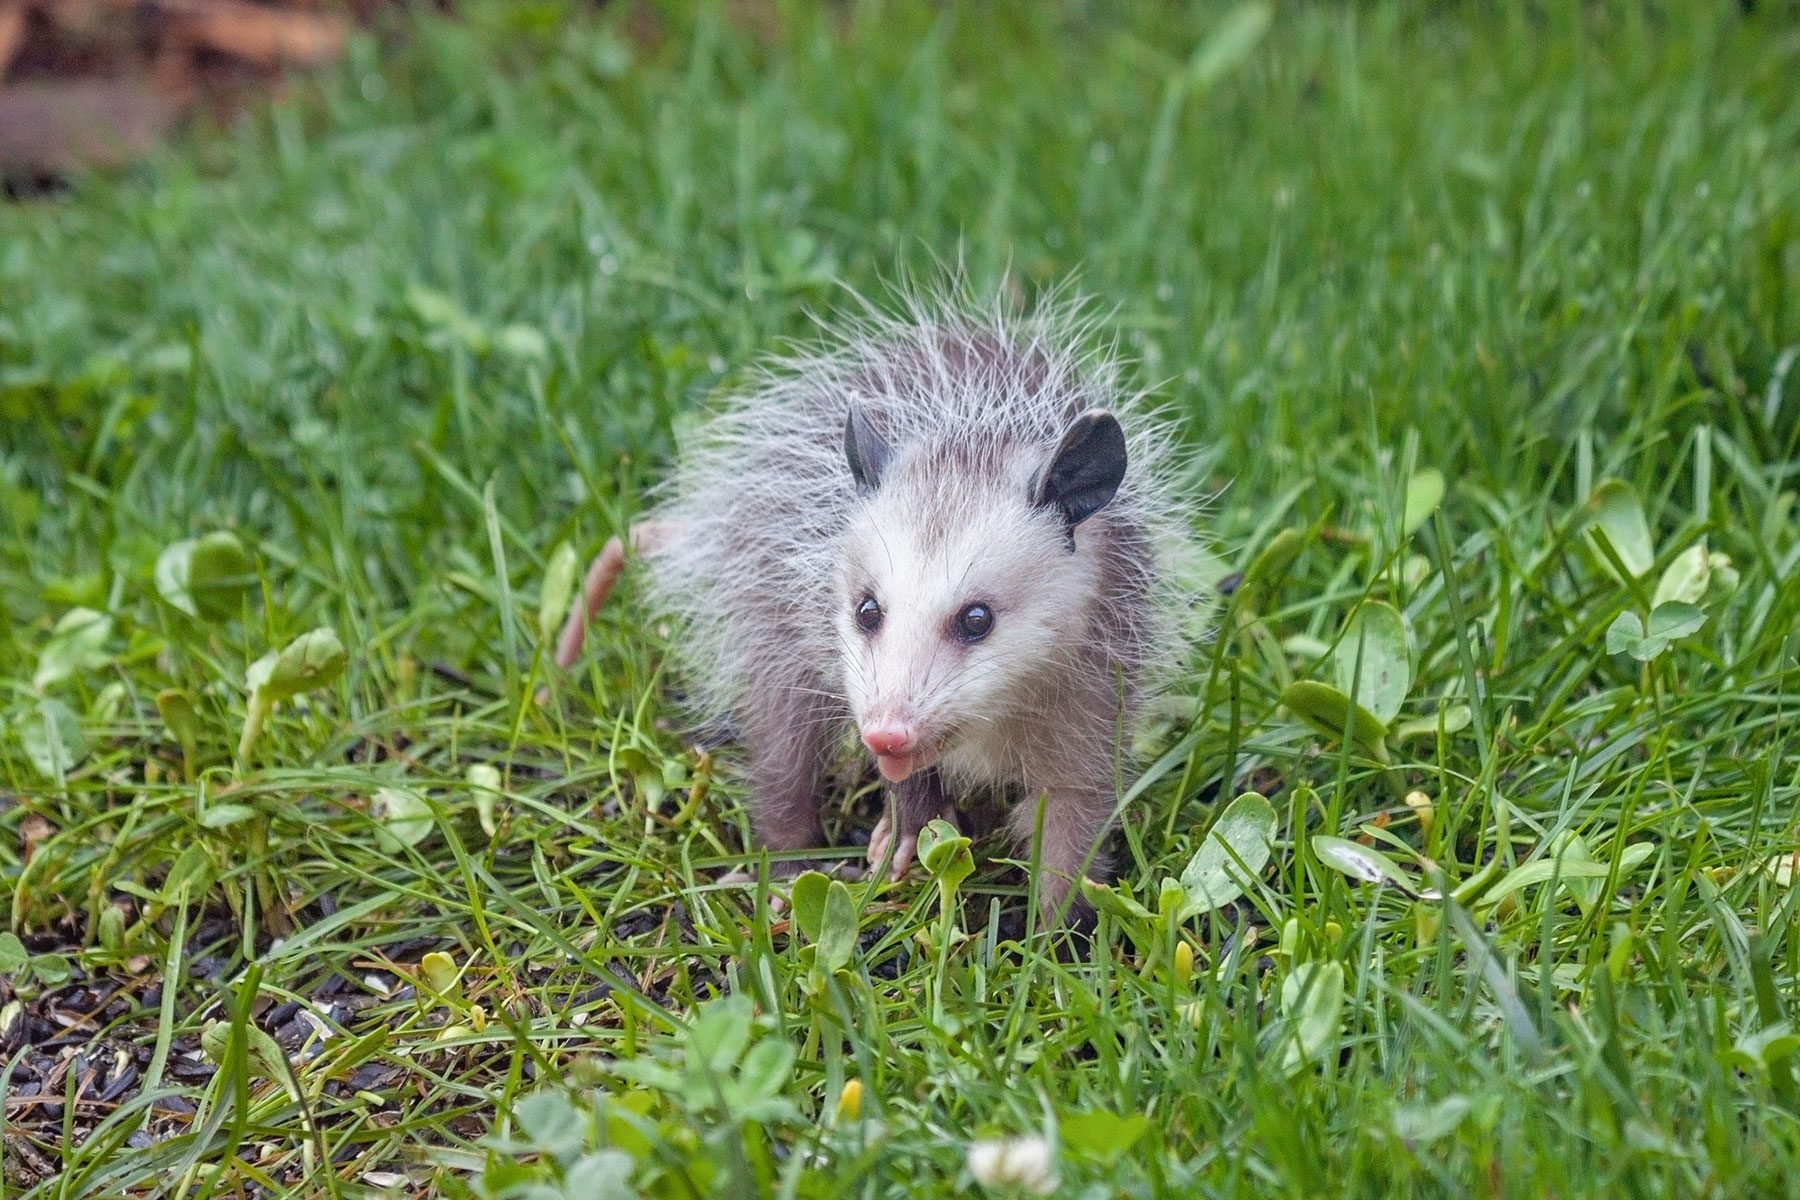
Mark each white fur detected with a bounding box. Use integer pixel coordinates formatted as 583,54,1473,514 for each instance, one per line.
637,283,1212,790
835,468,1102,786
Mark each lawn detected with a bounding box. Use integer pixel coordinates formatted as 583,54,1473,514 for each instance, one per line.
3,1,1800,1195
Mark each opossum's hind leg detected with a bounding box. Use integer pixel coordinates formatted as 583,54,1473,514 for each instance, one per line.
552,519,675,669
717,684,841,895
745,686,833,852
867,768,957,883
1010,785,1112,930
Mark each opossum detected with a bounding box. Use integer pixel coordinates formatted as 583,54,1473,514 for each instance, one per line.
557,293,1209,924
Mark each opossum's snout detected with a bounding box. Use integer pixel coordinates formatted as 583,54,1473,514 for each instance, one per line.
860,718,928,783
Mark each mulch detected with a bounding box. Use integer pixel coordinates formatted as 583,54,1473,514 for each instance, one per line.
1,906,470,1192
0,859,700,1192
0,0,427,193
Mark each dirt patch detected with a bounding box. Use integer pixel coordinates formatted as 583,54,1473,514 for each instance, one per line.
0,0,398,191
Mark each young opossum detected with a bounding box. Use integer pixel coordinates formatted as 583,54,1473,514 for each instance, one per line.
557,295,1208,923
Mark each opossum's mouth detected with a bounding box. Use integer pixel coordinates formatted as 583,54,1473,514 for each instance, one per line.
873,748,936,784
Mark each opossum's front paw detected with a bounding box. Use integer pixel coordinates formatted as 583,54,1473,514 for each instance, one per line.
866,814,915,882
867,805,959,884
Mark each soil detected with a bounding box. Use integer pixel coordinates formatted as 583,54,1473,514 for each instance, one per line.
0,0,430,194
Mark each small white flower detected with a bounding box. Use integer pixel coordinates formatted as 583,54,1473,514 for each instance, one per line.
967,1135,1060,1195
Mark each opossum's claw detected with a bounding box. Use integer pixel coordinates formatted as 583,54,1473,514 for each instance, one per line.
868,803,959,884
867,813,915,882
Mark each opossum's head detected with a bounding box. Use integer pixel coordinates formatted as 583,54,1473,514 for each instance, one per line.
834,405,1128,783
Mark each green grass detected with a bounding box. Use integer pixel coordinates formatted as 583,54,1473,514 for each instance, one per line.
3,1,1800,1195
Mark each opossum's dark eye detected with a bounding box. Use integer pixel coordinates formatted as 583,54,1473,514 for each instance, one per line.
953,603,994,642
855,595,883,634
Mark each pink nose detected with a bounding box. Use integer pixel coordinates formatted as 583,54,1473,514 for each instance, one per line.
861,721,918,758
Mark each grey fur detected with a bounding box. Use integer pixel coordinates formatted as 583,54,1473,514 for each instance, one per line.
625,288,1212,923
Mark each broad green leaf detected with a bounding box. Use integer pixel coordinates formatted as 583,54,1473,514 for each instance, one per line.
1278,960,1345,1073
88,899,127,957
562,1150,635,1199
407,283,489,353
1652,542,1711,608
466,763,502,837
816,879,858,972
1280,633,1332,661
200,1018,288,1082
420,951,460,998
371,787,434,851
1648,544,1741,611
188,532,254,616
1481,842,1655,908
156,531,255,622
1390,1096,1474,1144
1281,680,1390,752
198,803,257,830
538,541,580,645
1550,832,1600,915
1392,704,1472,743
1585,480,1655,580
607,1059,683,1103
1184,1,1272,92
1402,468,1445,537
1334,601,1411,725
603,1090,657,1159
0,932,26,973
917,819,974,898
1060,1110,1151,1164
495,324,550,361
23,697,87,779
1311,836,1428,896
33,607,113,689
1605,611,1649,657
736,1038,797,1103
688,995,755,1074
156,538,200,618
1158,876,1187,921
156,688,202,751
1239,527,1306,613
1647,601,1705,641
29,954,71,986
162,842,215,901
1079,878,1154,924
787,871,831,941
511,1091,588,1161
1608,604,1702,662
1178,792,1276,917
1734,1022,1800,1077
258,627,349,702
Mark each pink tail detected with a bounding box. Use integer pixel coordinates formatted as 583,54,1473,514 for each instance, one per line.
553,521,667,668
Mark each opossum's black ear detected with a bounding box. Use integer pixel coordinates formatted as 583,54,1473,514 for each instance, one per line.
844,404,893,495
1033,411,1127,531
